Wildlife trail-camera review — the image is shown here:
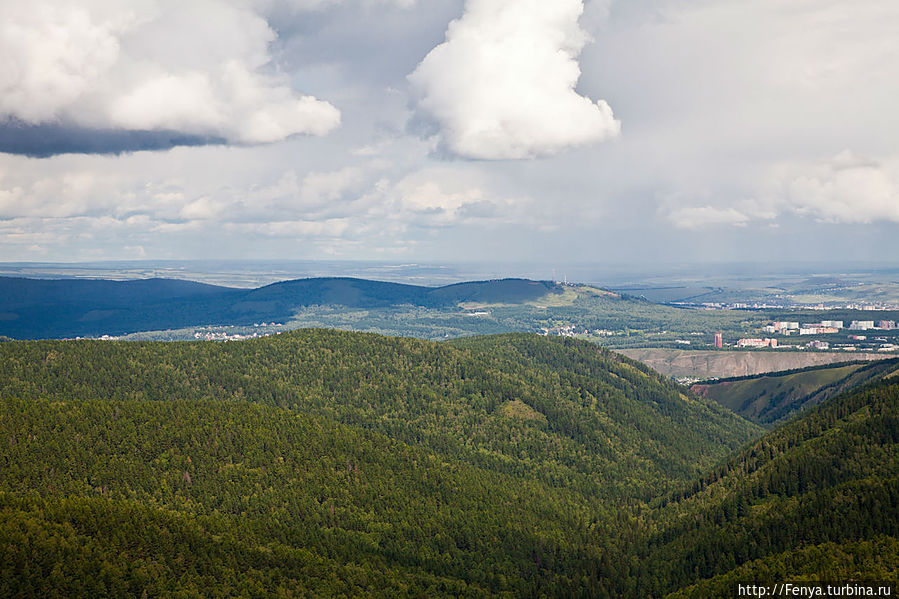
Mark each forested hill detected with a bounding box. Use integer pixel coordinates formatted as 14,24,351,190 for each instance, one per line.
631,378,899,596
0,331,760,597
0,331,896,595
0,331,759,501
0,276,559,339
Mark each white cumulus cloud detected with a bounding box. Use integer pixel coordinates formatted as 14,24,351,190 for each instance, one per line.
408,0,620,160
779,151,899,224
0,0,340,144
665,151,899,229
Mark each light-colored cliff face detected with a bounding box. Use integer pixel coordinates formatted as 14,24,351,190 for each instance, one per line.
618,348,898,379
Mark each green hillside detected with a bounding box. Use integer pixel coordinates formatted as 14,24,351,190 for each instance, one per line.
667,538,899,599
0,398,600,597
631,378,899,596
692,358,899,425
1,331,896,596
0,331,758,501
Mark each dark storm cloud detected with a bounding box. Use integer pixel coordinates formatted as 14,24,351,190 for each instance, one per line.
0,122,226,158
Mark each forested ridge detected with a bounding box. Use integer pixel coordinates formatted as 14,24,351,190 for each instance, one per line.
626,378,899,596
0,330,896,596
1,399,599,597
0,276,558,339
0,331,759,501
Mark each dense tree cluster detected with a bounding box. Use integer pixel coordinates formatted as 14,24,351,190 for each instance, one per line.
0,331,758,501
0,330,895,596
625,379,899,595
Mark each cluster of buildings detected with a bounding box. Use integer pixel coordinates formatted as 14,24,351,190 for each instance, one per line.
190,322,286,341
679,301,899,311
764,321,842,335
734,318,899,353
193,330,283,341
849,320,896,331
727,336,890,352
736,338,778,349
764,320,896,335
539,326,624,337
806,340,830,350
540,324,591,337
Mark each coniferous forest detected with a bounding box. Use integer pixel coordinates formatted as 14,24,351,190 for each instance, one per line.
0,330,896,597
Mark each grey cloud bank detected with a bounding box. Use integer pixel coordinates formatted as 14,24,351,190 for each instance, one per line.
1,0,897,264
1,0,341,149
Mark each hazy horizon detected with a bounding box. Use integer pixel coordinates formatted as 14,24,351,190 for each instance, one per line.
3,258,899,290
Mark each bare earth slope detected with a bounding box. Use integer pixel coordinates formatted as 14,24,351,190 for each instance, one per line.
618,348,898,379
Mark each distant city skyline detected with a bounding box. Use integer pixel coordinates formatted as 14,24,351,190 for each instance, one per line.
2,0,897,263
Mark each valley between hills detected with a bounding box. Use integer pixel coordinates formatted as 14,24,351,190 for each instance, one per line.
1,274,897,596
4,0,896,593
0,329,897,597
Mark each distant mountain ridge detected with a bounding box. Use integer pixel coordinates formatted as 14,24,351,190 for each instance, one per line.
0,276,559,339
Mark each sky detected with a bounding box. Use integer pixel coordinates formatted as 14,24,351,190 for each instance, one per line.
1,0,898,265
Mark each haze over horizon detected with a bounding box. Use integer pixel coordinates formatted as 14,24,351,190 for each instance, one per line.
2,0,897,264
